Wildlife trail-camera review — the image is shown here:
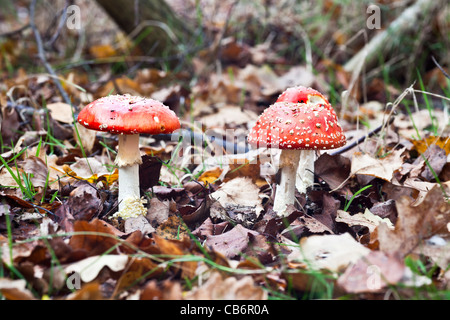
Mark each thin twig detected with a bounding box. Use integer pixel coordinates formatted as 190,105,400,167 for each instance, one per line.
0,24,30,38
330,116,395,156
45,0,70,49
29,0,72,107
431,56,450,79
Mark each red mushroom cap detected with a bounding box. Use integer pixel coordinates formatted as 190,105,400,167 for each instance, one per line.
277,86,337,120
77,94,180,135
277,86,327,104
248,101,346,150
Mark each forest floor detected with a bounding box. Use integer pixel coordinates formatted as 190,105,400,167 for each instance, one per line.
0,0,449,301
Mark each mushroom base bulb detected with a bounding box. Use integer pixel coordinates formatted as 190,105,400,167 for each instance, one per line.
112,196,148,220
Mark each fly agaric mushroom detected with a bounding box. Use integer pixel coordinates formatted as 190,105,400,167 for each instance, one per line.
248,99,346,216
276,86,342,193
77,94,180,220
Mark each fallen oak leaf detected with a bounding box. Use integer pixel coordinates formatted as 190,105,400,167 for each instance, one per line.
350,148,406,182
0,278,36,300
375,183,450,257
337,250,405,293
411,136,450,156
209,177,264,221
191,217,230,241
184,271,267,300
66,183,103,221
205,224,259,259
115,257,163,293
315,153,351,193
285,233,371,273
64,254,129,283
152,234,197,279
140,279,183,300
336,209,394,233
46,102,74,124
66,282,104,300
20,155,48,188
69,218,125,257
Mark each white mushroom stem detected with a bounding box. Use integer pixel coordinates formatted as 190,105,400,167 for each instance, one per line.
295,150,316,194
273,149,301,217
114,134,147,219
273,149,316,217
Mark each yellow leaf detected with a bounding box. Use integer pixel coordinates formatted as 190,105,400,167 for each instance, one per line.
89,44,117,59
198,167,223,184
411,136,450,155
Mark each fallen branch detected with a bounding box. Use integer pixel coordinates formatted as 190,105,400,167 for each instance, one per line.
344,0,441,73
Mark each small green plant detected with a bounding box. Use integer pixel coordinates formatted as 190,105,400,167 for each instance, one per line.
343,184,372,212
0,148,37,201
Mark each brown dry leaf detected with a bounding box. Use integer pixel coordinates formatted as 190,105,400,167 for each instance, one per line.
0,278,36,300
197,167,223,184
66,282,104,300
69,218,124,257
223,159,263,185
152,234,197,279
1,105,21,147
205,224,258,259
98,76,143,97
412,144,447,181
66,183,103,221
336,209,394,233
155,214,189,240
2,156,47,189
46,154,71,184
199,105,258,128
140,279,183,300
412,136,450,155
75,123,96,154
115,257,162,292
219,37,251,66
0,167,19,188
286,233,371,272
124,215,155,235
351,148,405,181
413,236,450,271
210,177,264,218
301,214,335,234
55,157,117,186
376,183,450,257
191,218,230,240
1,240,48,265
146,197,170,226
89,44,117,59
64,254,129,283
46,102,74,124
315,153,351,192
69,157,111,180
179,198,210,225
337,251,405,293
185,272,267,300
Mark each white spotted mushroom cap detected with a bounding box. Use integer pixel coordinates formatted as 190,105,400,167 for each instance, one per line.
77,94,180,135
248,101,346,150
